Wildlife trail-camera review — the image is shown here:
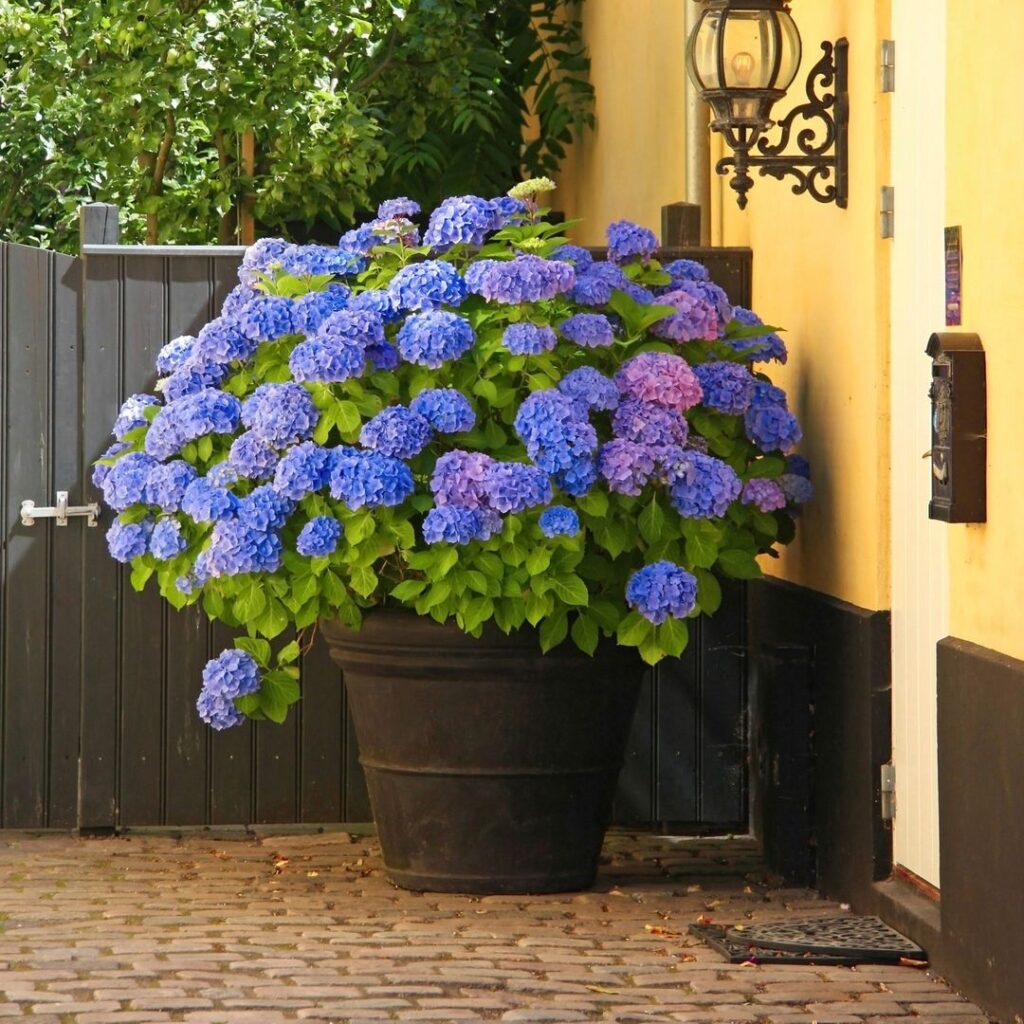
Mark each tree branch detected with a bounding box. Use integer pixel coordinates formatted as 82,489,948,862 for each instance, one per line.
146,110,177,243
353,29,400,92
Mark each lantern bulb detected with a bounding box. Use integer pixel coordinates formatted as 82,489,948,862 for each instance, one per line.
731,50,756,86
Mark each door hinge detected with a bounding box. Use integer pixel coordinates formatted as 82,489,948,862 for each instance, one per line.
881,40,895,93
880,762,896,821
21,491,100,527
880,186,895,240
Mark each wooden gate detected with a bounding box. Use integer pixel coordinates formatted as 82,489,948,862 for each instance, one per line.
0,206,751,831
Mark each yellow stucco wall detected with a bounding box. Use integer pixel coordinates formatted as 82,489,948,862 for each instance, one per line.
559,0,891,612
945,5,1024,661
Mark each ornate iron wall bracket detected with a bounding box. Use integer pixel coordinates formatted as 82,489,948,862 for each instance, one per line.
716,39,849,209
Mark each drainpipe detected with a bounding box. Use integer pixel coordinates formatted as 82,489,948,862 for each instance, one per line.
683,1,712,246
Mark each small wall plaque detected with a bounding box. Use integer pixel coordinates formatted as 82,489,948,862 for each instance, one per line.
945,226,962,327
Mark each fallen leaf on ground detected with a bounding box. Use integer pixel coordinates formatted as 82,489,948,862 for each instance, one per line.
645,924,683,938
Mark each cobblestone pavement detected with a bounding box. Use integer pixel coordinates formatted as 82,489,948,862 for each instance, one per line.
0,829,991,1024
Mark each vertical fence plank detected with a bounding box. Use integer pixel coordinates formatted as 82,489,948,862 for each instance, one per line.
655,635,701,825
613,671,655,825
299,637,344,823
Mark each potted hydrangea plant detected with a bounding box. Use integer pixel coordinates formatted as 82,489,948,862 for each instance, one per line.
94,178,812,893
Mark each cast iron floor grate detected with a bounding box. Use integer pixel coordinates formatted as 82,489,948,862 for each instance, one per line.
690,915,926,966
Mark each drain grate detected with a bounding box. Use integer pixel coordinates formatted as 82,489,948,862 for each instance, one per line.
691,915,926,966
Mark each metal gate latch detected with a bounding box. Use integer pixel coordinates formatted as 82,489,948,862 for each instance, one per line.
21,491,100,527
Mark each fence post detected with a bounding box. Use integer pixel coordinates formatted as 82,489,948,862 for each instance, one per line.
80,203,120,247
661,202,703,249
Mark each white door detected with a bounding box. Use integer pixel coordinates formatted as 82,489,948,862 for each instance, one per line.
889,0,948,888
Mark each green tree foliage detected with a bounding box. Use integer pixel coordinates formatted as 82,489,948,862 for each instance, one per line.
0,0,593,250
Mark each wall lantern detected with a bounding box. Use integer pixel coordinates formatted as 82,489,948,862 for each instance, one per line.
686,0,849,209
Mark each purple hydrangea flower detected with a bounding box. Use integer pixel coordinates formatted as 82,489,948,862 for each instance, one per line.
106,519,152,563
410,389,476,433
693,362,756,415
273,442,332,501
560,312,615,348
598,440,656,496
744,382,802,453
539,505,580,538
503,323,558,355
101,452,158,511
689,279,734,325
626,562,698,624
292,285,350,333
555,458,599,497
558,367,619,412
422,505,484,546
615,352,703,411
607,220,658,264
378,197,421,220
662,258,710,286
667,451,742,518
397,311,476,368
114,394,160,440
237,295,297,342
431,450,494,509
482,462,552,513
156,335,195,375
92,442,129,488
162,358,231,402
729,307,788,363
289,336,366,383
206,518,283,576
296,516,343,557
742,478,787,513
464,255,575,304
329,450,415,509
228,432,280,481
551,245,594,272
424,195,498,249
144,459,198,512
389,260,467,311
612,400,689,450
513,390,598,473
193,316,257,365
181,477,239,523
150,517,187,560
568,261,629,306
360,406,433,459
145,388,241,460
241,383,318,447
650,284,720,342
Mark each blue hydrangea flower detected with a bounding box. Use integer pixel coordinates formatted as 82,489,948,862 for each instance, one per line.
150,518,187,560
196,649,260,729
551,245,594,272
598,440,656,496
289,336,366,383
431,450,493,509
271,442,330,501
558,367,619,412
607,220,658,264
317,309,387,351
114,394,160,440
281,244,364,278
206,518,283,576
196,690,245,730
422,505,484,546
329,450,415,509
106,519,152,562
388,260,467,312
464,255,575,304
626,562,698,624
162,358,231,402
181,477,239,523
560,313,615,348
410,389,476,433
397,311,476,368
146,388,241,460
378,197,421,220
296,516,343,557
339,222,383,256
156,335,195,375
101,452,158,512
729,307,788,363
482,462,553,513
238,485,293,532
490,195,528,228
787,454,811,479
366,342,401,371
228,432,280,481
554,458,599,497
502,323,558,355
742,478,787,513
237,295,297,342
193,316,257,365
423,195,497,249
207,461,238,487
620,283,655,304
348,289,399,323
568,261,628,306
744,382,802,452
92,442,129,488
514,390,598,473
539,505,580,538
693,362,756,415
144,459,197,512
667,451,742,518
650,284,720,342
779,473,815,505
241,383,318,447
292,285,350,333
221,284,261,318
240,237,289,279
662,258,710,286
360,406,433,459
612,400,689,451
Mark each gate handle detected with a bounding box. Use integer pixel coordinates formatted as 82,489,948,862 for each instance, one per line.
21,491,100,527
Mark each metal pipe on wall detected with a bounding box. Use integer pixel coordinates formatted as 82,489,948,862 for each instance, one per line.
683,1,712,245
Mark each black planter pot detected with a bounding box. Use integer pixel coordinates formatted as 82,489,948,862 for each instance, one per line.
321,609,642,894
